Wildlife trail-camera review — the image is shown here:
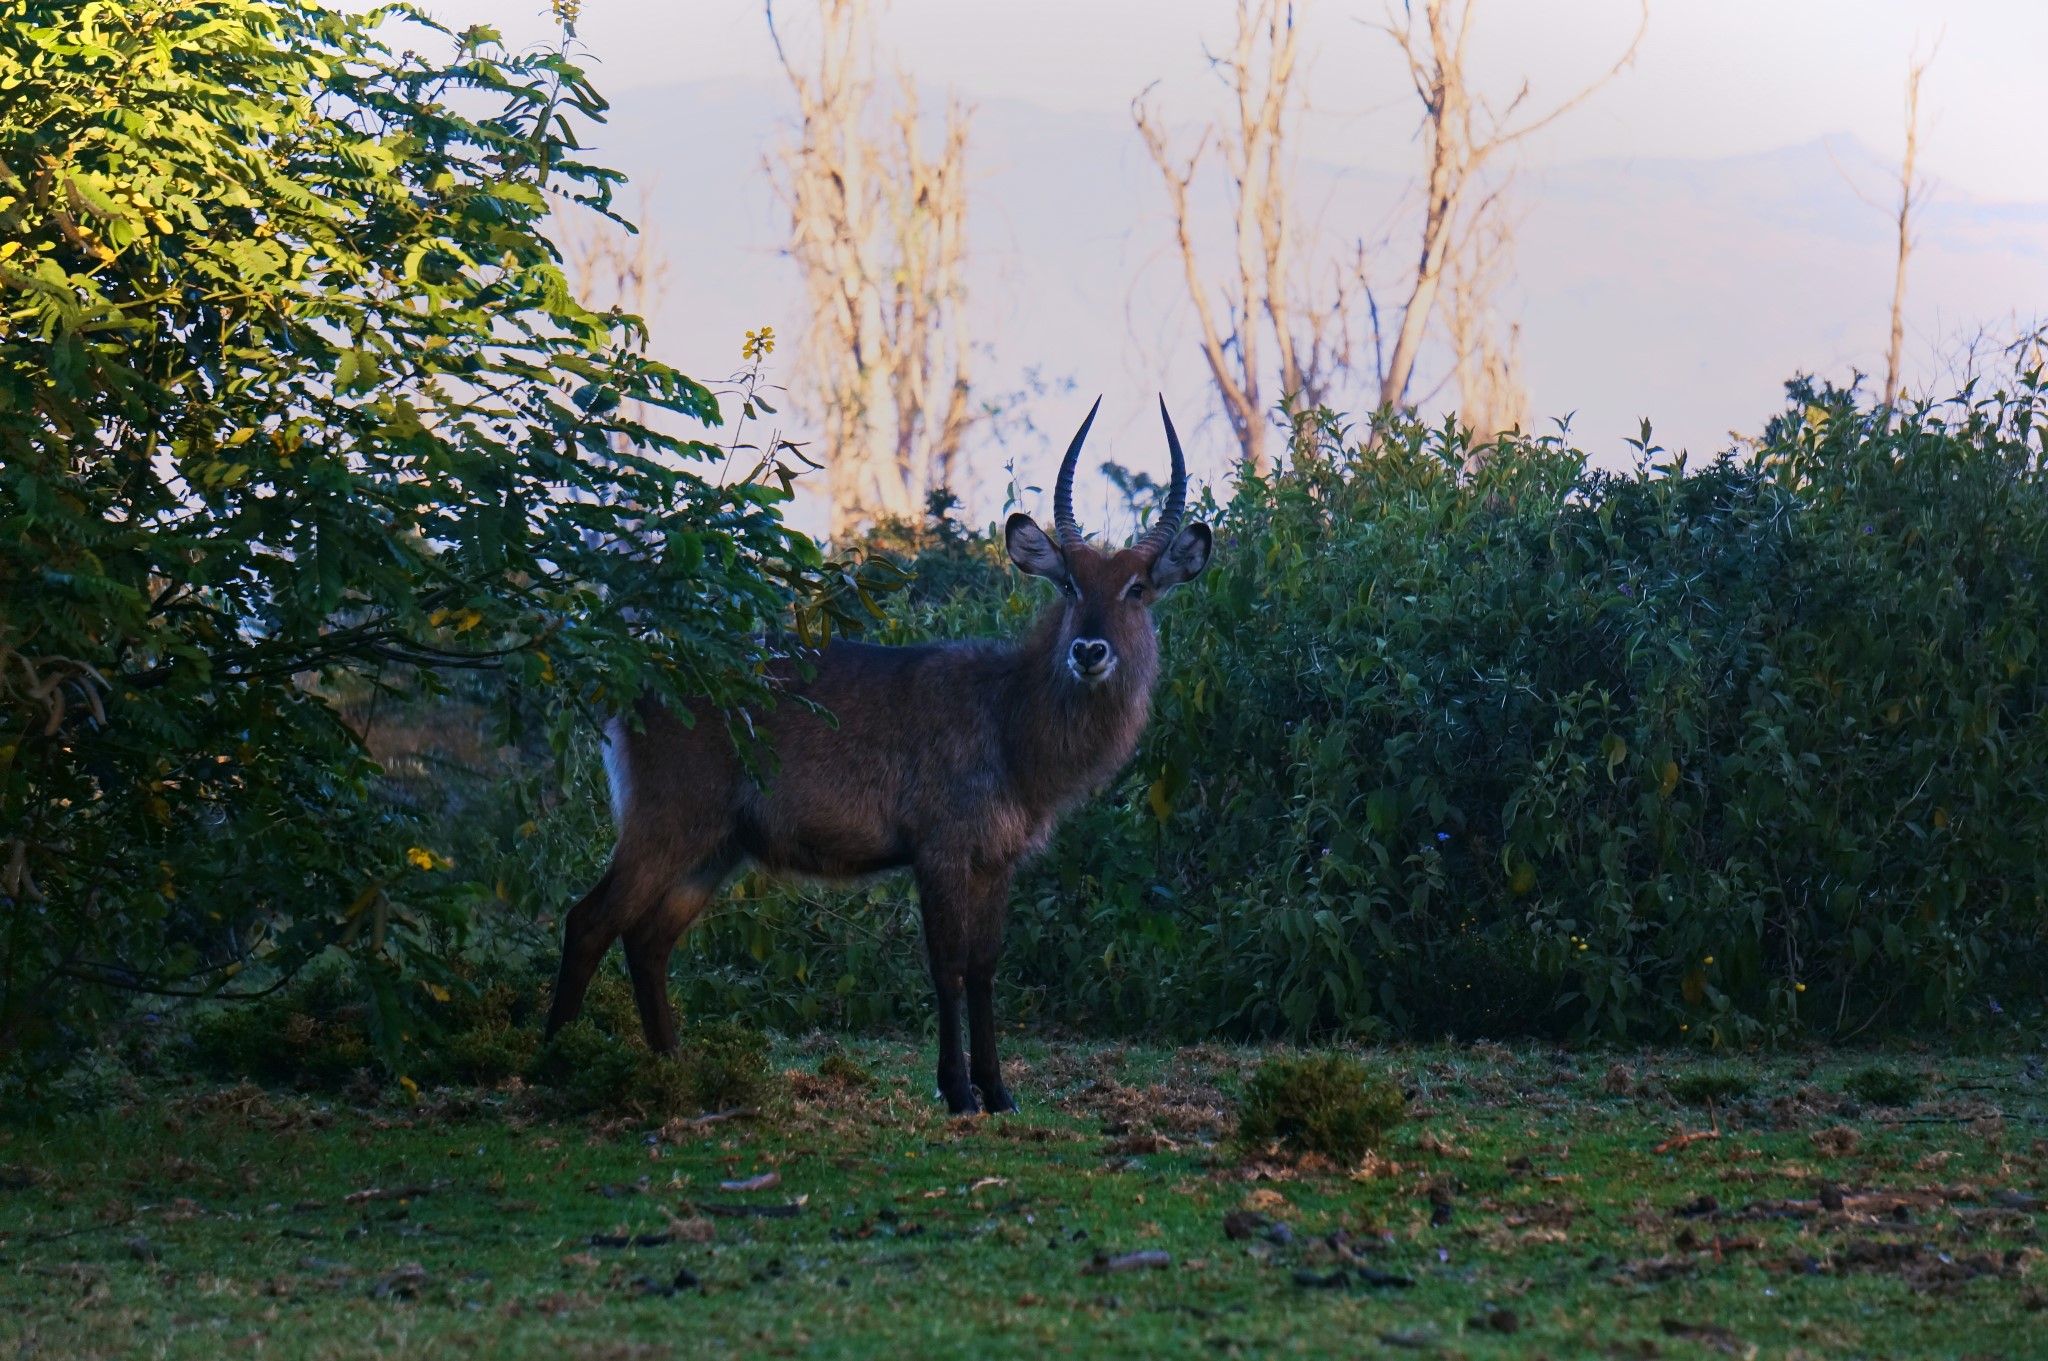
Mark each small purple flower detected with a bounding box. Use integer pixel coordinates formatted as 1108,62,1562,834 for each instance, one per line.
1988,996,2004,1014
1618,582,1634,597
1863,524,1875,535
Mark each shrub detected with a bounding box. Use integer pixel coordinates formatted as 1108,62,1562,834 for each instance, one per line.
660,371,2048,1046
189,963,377,1092
526,1022,772,1120
526,1021,639,1114
1669,1065,1757,1107
673,1022,774,1114
818,1052,877,1089
523,976,771,1119
1842,1063,1926,1108
1234,1053,1405,1161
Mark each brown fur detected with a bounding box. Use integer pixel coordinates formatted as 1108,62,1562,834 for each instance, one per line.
544,423,1212,1114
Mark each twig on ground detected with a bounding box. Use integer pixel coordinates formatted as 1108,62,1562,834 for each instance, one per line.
1653,1100,1723,1154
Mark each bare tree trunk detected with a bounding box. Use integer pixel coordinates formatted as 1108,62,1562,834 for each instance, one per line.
1372,0,1644,415
1443,188,1527,455
768,0,974,540
1136,0,1344,476
1884,51,1932,408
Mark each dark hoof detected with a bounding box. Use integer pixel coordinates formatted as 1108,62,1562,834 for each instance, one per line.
940,1086,979,1116
980,1087,1018,1115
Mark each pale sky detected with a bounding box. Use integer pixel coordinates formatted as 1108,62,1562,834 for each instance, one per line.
396,2,2048,529
426,1,2048,202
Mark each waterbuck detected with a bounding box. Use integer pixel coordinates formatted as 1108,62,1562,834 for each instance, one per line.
543,398,1213,1113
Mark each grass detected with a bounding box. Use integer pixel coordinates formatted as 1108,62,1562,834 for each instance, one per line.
2,1039,2044,1359
1843,1064,1931,1110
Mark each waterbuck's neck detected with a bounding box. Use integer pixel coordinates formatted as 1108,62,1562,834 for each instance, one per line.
998,607,1158,815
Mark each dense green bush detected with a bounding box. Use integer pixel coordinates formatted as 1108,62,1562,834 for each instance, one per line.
655,373,2048,1046
1234,1053,1406,1160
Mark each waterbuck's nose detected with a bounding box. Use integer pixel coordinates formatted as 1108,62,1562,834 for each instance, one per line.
1070,638,1110,672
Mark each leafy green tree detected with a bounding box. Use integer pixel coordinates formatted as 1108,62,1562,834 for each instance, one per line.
0,1,880,1067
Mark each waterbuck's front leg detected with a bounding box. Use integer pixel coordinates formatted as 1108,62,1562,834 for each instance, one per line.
915,858,982,1115
962,870,1017,1114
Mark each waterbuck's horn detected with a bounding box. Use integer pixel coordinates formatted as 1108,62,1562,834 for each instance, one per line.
1052,396,1101,554
1133,395,1188,561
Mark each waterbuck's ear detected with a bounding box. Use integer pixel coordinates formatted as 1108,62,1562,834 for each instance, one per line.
1148,521,1212,591
1005,513,1071,585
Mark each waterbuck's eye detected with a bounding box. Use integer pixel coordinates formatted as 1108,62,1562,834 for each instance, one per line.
1121,577,1145,600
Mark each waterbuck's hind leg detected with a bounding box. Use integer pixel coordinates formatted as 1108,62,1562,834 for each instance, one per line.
544,868,619,1040
621,883,718,1056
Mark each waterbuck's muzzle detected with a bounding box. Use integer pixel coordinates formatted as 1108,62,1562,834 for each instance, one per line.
1068,636,1116,684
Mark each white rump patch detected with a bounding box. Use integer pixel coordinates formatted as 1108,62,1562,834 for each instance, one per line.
600,716,632,828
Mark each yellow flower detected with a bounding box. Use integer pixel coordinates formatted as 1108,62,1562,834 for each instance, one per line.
742,326,776,361
1795,983,1807,992
1704,956,1715,965
406,846,450,871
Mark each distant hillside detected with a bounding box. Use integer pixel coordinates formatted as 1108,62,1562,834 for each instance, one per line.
584,80,2048,533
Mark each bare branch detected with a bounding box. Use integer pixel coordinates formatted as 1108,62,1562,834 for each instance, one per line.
1474,1,1647,154
768,0,975,538
1135,1,1344,473
1372,0,1643,416
1885,41,1939,406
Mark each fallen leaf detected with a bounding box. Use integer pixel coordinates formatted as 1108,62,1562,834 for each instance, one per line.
1652,1130,1720,1155
1469,1308,1519,1334
672,1215,715,1242
1672,1194,1719,1219
693,1197,806,1219
720,1171,782,1193
1081,1249,1171,1275
371,1264,429,1300
1378,1329,1437,1349
1614,1257,1699,1284
1222,1209,1270,1240
343,1182,444,1205
1659,1318,1744,1355
1101,1133,1177,1156
587,1233,673,1249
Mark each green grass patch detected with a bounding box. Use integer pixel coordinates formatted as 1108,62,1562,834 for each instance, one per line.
2,1042,2043,1359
